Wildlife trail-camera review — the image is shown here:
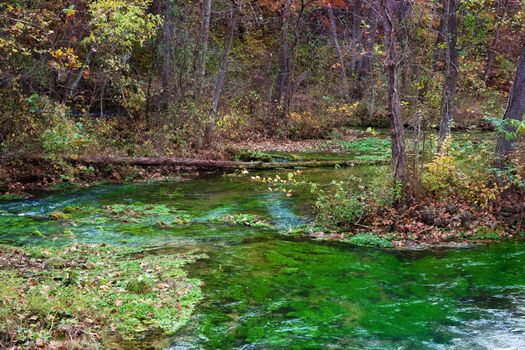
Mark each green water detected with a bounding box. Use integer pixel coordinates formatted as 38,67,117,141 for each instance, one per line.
1,164,524,349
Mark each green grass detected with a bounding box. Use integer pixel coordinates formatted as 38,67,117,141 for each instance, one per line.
0,244,205,349
325,137,391,159
0,193,29,201
210,213,274,228
349,233,394,248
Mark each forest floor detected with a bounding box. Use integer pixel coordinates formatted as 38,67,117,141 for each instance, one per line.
289,195,525,249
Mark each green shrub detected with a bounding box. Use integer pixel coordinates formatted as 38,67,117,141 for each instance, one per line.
349,233,394,248
313,181,365,228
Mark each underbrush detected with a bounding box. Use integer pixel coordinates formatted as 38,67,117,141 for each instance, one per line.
0,244,205,349
248,134,524,247
349,233,394,248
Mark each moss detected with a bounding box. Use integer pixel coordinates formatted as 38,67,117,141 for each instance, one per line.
236,150,275,162
0,193,28,201
469,228,502,241
211,214,273,228
126,276,154,294
325,137,391,159
349,233,394,248
0,244,205,349
62,228,75,237
32,230,45,237
48,211,72,220
62,205,81,214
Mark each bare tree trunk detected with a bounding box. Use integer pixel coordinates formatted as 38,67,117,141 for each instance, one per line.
438,0,458,150
484,26,500,85
353,0,363,74
194,0,212,101
382,0,411,205
204,0,239,145
65,46,95,100
275,0,292,106
362,1,378,107
161,0,176,103
432,0,446,72
495,41,525,164
398,0,412,97
484,0,507,86
361,1,378,74
327,3,351,103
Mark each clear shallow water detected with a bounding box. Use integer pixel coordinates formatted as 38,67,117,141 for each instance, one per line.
1,165,524,349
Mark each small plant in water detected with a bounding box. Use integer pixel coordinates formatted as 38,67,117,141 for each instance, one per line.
210,213,273,228
349,233,394,248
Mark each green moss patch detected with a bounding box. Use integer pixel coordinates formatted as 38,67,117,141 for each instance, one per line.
349,233,394,248
210,214,273,228
0,244,204,349
325,137,391,159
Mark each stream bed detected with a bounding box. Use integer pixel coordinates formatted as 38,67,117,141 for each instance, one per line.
1,164,524,349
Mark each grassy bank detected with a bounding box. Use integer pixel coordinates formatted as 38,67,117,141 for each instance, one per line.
0,244,204,350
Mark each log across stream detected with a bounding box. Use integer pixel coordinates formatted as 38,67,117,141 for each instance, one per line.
4,155,389,170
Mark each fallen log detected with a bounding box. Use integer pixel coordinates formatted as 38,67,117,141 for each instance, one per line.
65,157,389,170
66,155,388,170
1,155,388,170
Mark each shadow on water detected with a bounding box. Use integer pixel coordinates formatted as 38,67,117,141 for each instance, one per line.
1,164,524,349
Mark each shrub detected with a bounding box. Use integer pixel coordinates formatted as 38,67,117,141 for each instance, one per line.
349,233,394,248
313,181,365,229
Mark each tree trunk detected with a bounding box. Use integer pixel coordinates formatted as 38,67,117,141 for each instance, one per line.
484,0,507,86
65,46,95,100
194,0,212,101
431,1,446,72
361,1,378,106
382,0,410,205
438,0,458,150
7,155,388,171
275,0,292,107
361,1,377,74
161,0,176,103
398,0,411,97
495,40,525,163
327,3,351,103
353,0,363,74
204,0,239,145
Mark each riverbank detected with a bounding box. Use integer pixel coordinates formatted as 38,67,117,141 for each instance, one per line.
0,244,205,350
2,129,523,250
0,161,524,349
0,129,388,192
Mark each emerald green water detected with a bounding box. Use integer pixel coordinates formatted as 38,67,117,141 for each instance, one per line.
1,164,524,349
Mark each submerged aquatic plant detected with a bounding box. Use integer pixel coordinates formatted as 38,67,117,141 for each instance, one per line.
211,214,273,228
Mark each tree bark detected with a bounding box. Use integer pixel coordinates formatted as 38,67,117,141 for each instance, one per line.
495,40,525,163
327,3,351,103
361,0,378,74
65,46,95,100
161,0,176,103
194,0,212,101
204,0,239,145
398,0,412,97
484,0,507,86
438,0,458,150
382,0,410,205
275,0,292,107
352,0,363,74
431,0,446,72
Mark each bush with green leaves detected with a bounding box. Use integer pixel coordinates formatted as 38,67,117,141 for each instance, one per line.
349,233,394,248
311,181,365,229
